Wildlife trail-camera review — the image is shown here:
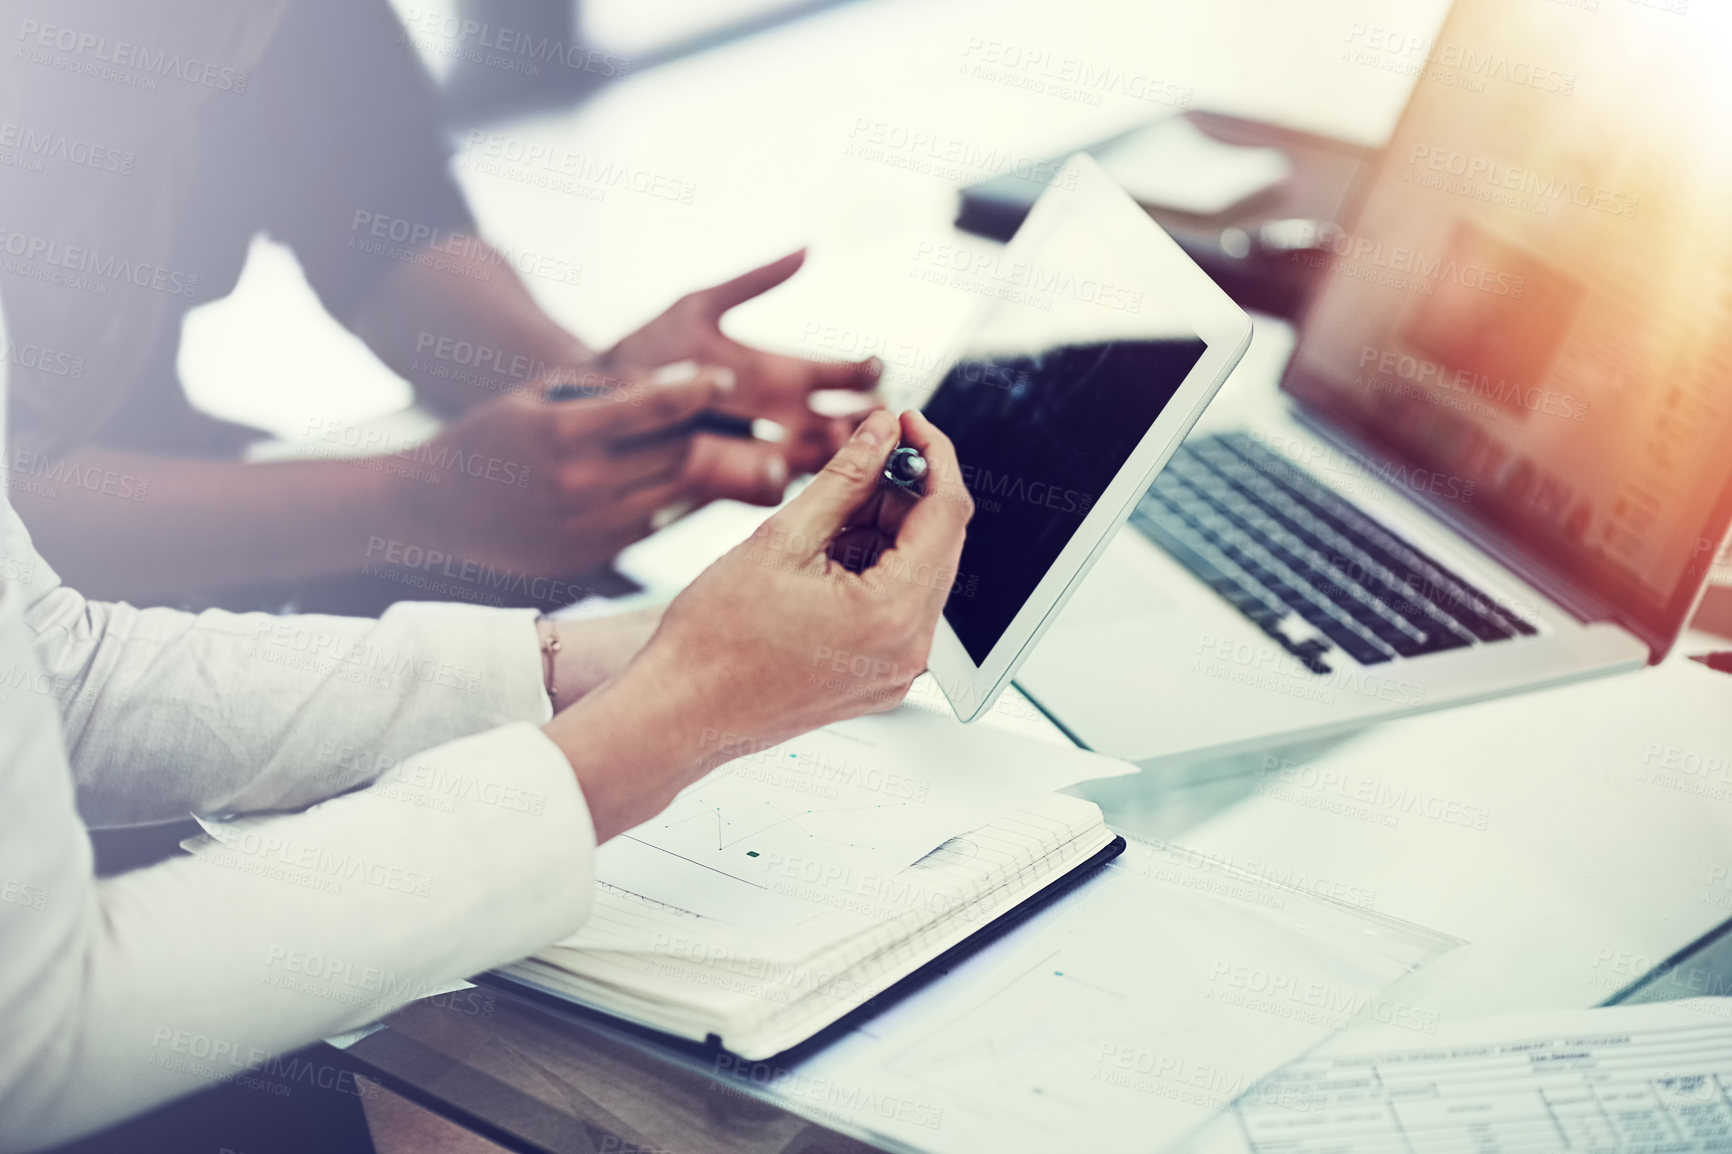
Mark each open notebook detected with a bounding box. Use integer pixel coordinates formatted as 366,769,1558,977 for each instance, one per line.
498,792,1122,1060
188,699,1133,1061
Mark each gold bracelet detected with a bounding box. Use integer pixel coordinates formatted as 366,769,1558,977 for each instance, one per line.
539,616,562,709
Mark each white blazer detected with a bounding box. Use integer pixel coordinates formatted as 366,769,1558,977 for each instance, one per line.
0,500,596,1150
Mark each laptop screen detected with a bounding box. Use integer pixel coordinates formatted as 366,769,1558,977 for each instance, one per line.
1282,0,1732,653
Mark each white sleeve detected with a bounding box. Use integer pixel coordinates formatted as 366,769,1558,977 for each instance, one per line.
1,503,554,824
0,580,597,1150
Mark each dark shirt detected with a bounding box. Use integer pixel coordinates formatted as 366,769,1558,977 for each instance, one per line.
0,0,473,457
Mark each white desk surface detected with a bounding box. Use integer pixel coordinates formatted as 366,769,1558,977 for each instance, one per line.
182,0,1729,1092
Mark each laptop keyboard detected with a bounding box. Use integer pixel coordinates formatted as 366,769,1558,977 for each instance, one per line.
1131,432,1536,674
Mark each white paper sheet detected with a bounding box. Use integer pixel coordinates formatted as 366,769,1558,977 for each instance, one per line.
752,836,1460,1153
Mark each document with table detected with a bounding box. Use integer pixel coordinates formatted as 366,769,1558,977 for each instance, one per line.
1196,998,1732,1153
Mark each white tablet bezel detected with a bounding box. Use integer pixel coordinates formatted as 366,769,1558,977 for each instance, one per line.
918,153,1253,723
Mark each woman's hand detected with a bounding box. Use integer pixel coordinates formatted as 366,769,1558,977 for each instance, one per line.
544,409,973,840
604,250,885,506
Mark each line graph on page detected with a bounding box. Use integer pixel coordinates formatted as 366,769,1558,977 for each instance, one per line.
592,739,971,940
638,771,929,871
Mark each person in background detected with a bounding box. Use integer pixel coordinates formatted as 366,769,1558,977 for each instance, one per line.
0,0,879,614
438,0,606,124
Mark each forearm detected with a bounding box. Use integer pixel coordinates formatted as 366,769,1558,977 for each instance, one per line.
2,724,593,1152
0,560,590,1148
41,601,550,826
1,494,552,824
9,449,409,601
539,605,667,712
347,236,595,412
543,634,733,843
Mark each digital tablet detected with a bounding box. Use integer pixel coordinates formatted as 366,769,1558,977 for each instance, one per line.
916,154,1252,722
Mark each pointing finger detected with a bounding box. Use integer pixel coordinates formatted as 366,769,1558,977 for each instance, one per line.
687,249,806,320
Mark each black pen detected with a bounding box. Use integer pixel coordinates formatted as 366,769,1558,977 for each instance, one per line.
883,445,928,494
615,409,786,449
546,360,785,448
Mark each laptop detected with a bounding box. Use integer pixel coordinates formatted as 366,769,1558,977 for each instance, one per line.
1016,0,1732,766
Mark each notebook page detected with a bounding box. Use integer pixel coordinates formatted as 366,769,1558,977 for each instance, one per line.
588,710,1133,939
556,793,1104,959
